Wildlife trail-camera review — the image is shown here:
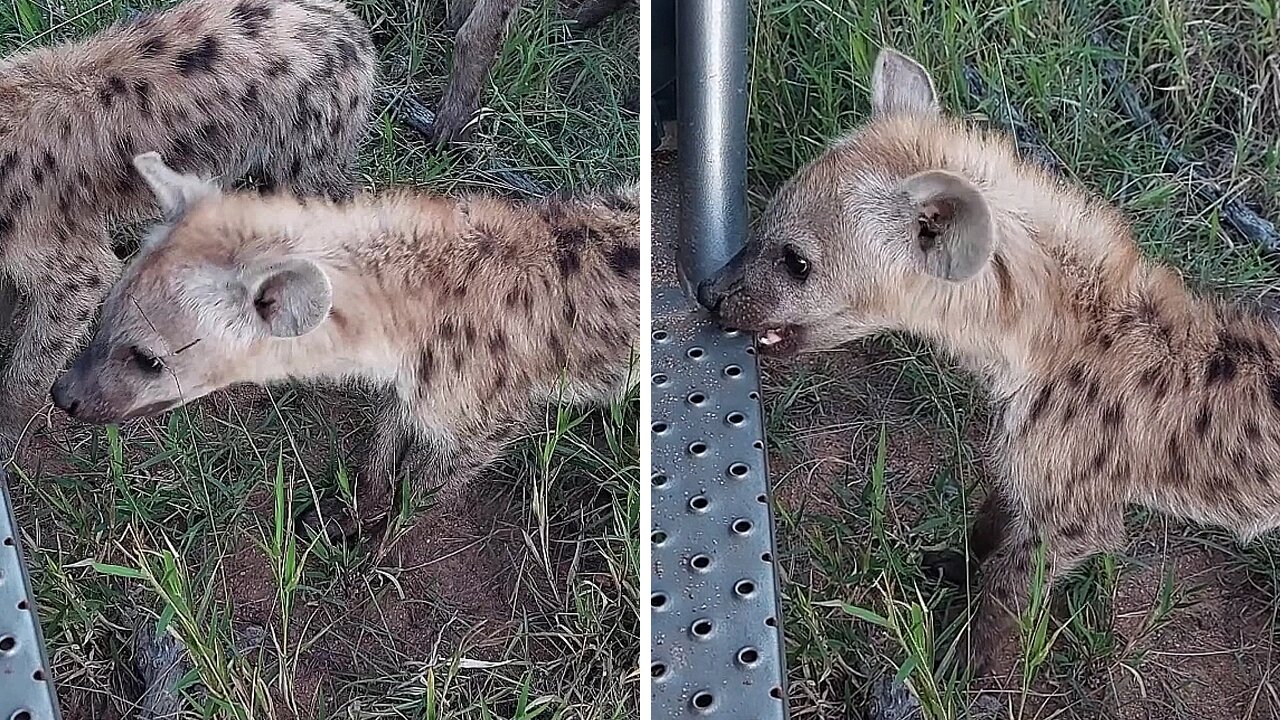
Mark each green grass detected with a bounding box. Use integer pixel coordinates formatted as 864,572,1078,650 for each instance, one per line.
0,2,638,719
745,1,1280,718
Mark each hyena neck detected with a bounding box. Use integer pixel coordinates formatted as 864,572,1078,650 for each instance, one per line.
902,180,1211,398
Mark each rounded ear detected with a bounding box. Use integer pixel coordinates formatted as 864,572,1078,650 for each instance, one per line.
901,170,992,281
247,258,332,338
133,152,218,220
871,48,940,118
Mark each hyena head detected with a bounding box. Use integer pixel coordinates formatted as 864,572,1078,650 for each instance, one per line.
51,153,333,423
697,49,995,356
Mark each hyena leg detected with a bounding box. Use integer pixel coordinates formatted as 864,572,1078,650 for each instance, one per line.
406,416,523,512
571,0,627,29
923,490,1015,586
300,396,409,540
429,0,521,145
0,240,117,455
964,505,1125,677
447,0,479,31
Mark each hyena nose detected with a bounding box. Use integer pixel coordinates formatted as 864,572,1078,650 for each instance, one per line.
50,382,78,416
696,278,723,313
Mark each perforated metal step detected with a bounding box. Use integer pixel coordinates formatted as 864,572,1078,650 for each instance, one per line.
0,471,60,720
650,286,788,719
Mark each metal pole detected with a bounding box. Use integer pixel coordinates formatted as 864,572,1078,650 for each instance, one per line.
676,0,750,291
0,470,61,720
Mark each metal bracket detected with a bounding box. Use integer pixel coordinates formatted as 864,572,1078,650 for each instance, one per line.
0,470,61,720
650,286,788,718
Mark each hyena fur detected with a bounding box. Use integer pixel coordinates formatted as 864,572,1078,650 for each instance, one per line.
429,0,631,143
699,48,1280,676
0,0,375,455
52,153,640,538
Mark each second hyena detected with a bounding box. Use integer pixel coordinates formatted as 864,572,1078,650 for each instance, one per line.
699,48,1280,676
51,153,639,537
0,0,375,455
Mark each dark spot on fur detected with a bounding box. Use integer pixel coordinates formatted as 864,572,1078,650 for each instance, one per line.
0,215,11,238
29,164,43,187
1166,435,1186,481
1084,380,1100,404
462,322,476,347
451,346,465,371
1266,374,1280,412
1137,365,1161,389
1101,401,1123,428
337,39,360,69
1066,363,1086,387
607,244,639,278
1061,399,1079,424
1027,383,1053,428
563,298,578,326
178,36,221,75
1206,353,1237,385
1193,404,1213,437
139,36,167,57
1090,448,1108,472
1245,420,1262,442
555,227,589,277
488,331,507,357
417,347,434,385
289,158,304,180
231,0,272,37
1061,521,1086,539
266,57,291,77
439,318,456,341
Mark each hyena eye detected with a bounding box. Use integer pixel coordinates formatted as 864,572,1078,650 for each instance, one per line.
130,346,164,375
781,246,810,282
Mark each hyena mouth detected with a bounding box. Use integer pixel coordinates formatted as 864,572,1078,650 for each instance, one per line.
755,325,802,356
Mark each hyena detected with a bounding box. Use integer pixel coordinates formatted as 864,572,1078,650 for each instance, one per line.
0,0,376,456
51,153,639,538
429,0,631,143
699,48,1280,676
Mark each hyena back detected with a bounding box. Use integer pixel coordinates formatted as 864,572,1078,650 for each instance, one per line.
52,153,639,536
699,48,1280,676
0,0,375,455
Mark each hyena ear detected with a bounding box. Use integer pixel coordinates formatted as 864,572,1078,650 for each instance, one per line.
901,170,992,281
871,48,940,117
245,258,333,338
133,152,217,220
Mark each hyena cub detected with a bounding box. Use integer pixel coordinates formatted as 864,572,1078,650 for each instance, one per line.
0,0,375,455
700,48,1280,676
51,153,639,537
429,0,631,143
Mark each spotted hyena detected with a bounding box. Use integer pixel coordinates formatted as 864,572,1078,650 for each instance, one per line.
428,0,631,143
0,0,376,456
698,48,1280,676
51,153,639,537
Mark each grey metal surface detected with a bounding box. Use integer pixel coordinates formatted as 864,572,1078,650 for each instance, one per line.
0,470,60,720
675,0,749,290
651,286,788,719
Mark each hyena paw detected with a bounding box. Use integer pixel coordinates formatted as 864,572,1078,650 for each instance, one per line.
920,549,973,587
298,498,362,543
425,107,476,146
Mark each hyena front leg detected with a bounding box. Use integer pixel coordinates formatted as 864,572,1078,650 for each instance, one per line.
923,490,1015,587
963,504,1125,677
447,0,479,31
571,0,627,29
429,0,521,145
0,235,117,456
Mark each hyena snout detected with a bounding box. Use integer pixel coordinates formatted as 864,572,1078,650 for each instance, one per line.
696,244,757,316
50,376,79,417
